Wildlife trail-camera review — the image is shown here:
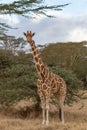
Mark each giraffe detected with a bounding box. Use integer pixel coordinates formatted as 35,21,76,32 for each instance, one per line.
24,31,66,125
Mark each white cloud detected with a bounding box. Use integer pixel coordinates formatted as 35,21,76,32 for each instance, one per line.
68,27,87,42
6,11,87,44
47,11,72,19
28,11,72,24
0,14,20,25
29,14,46,24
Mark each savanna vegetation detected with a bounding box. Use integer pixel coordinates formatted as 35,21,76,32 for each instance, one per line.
0,96,87,130
0,39,87,130
42,41,87,80
0,39,87,108
0,1,87,129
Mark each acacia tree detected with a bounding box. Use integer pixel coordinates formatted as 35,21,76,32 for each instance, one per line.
0,0,68,16
0,35,25,54
0,0,69,54
0,0,69,36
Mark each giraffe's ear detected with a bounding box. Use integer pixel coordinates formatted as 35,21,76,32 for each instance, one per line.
23,32,26,36
32,32,35,36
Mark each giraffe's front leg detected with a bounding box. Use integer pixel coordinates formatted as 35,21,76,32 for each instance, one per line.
37,88,46,124
37,80,46,124
38,93,46,124
40,92,50,125
45,96,50,125
42,104,45,125
46,105,49,125
42,84,50,125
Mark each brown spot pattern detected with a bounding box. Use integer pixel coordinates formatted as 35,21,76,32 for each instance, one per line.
36,64,40,72
35,56,39,62
34,50,38,55
42,84,47,90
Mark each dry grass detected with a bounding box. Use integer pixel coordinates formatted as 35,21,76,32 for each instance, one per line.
0,91,87,130
0,117,87,130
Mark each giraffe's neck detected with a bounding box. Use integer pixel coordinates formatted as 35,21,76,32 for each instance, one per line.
30,40,46,77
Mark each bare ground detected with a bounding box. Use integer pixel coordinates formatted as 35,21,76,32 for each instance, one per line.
0,91,87,130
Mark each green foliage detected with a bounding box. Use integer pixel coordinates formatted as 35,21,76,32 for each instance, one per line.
0,0,69,40
74,57,87,79
42,42,87,81
0,0,69,71
0,64,38,106
0,61,82,107
0,41,85,107
0,0,68,16
0,50,11,70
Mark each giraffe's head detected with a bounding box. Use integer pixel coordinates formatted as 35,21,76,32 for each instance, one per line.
24,31,35,43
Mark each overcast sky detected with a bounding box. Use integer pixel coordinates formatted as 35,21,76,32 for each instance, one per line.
1,0,87,44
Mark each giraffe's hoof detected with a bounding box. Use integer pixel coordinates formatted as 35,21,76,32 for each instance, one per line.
46,121,49,126
62,120,65,125
42,120,45,125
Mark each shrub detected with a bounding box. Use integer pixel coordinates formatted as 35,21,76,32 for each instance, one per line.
0,64,38,106
0,64,82,107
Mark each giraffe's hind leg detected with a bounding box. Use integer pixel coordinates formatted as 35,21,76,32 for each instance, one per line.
59,107,62,121
59,105,64,124
57,95,65,124
45,97,50,125
59,96,65,124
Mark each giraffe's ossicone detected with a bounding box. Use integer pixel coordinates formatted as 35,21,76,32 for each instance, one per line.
24,31,66,125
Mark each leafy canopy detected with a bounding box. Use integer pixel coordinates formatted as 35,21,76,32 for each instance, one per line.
0,0,69,17
0,0,69,37
0,0,68,50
